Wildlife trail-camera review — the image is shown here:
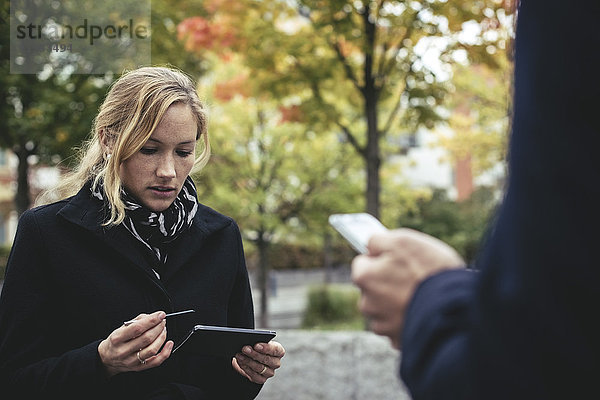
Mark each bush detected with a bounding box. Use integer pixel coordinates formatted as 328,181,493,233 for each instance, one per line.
302,284,365,330
401,187,500,264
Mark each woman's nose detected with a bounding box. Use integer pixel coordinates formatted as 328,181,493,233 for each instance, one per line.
156,155,176,178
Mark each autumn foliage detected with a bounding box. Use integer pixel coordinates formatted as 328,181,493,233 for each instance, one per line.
177,16,237,52
214,73,251,101
278,105,303,124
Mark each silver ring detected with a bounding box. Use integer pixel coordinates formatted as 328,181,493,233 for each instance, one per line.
259,365,267,375
137,350,146,365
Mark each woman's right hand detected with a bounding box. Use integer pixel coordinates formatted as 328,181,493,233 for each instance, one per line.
98,311,174,377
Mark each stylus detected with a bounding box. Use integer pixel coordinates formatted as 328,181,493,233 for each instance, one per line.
123,309,195,326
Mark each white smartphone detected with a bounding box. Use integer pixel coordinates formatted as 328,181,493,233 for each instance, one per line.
329,213,388,254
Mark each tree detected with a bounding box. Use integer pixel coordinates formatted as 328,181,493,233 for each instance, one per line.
193,53,364,326
0,0,109,214
179,0,515,218
150,0,211,74
0,75,112,214
0,0,211,215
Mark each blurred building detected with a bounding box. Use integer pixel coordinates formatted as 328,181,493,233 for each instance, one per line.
0,149,61,246
390,128,505,200
0,150,18,246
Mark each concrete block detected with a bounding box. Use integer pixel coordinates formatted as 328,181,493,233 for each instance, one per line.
256,330,411,400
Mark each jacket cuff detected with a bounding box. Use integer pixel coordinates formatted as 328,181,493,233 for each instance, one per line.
399,269,478,399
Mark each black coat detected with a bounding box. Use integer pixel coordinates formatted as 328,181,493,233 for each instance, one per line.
0,182,262,400
399,1,600,399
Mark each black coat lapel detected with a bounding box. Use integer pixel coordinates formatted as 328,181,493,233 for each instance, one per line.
160,224,203,283
101,224,162,282
160,204,230,282
57,184,160,283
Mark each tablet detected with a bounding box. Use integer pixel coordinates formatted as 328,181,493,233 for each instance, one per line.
172,325,277,357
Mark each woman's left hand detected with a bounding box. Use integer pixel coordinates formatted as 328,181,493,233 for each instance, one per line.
232,340,285,384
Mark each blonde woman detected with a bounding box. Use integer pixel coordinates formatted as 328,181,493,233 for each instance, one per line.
0,67,284,400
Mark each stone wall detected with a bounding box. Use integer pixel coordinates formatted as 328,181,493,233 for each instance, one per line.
256,330,412,400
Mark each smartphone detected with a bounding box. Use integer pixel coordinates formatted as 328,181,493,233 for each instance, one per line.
329,213,388,254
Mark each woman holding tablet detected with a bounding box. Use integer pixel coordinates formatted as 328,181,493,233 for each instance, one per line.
0,66,284,399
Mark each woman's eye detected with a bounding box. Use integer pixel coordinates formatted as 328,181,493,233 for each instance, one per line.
177,150,193,157
140,148,157,155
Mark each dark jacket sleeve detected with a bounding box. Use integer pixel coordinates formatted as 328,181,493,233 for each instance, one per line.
399,1,600,399
0,210,109,399
400,270,477,399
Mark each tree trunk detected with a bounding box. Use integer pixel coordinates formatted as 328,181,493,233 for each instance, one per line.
363,7,381,219
365,103,381,219
323,232,332,284
257,232,269,328
14,146,31,216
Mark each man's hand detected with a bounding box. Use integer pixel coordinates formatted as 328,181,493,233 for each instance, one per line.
352,229,464,348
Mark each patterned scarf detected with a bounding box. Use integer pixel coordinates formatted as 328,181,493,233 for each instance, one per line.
92,177,198,268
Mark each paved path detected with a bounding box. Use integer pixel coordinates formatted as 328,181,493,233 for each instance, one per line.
255,330,410,400
253,285,310,329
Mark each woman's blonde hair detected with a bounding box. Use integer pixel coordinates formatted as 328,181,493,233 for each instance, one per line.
38,66,210,226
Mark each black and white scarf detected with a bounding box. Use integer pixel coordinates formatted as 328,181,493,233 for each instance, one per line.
92,177,198,269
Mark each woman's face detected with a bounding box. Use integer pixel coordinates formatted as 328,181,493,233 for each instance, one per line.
119,103,197,212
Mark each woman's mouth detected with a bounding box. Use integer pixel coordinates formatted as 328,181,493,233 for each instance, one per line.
149,186,176,197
